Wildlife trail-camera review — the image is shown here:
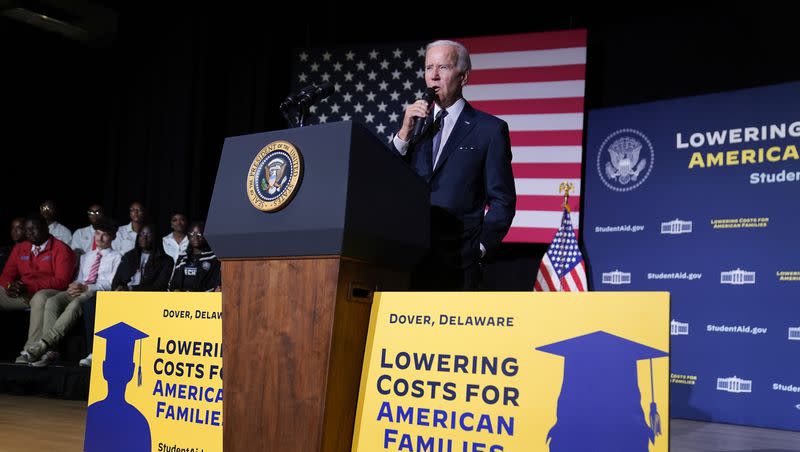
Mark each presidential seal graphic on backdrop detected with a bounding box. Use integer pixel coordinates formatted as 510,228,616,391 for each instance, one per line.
597,129,655,192
247,140,304,212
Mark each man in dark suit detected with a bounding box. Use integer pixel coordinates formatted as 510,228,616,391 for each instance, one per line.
392,40,516,290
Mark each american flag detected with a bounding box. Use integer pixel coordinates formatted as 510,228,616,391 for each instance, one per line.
290,29,586,243
534,206,587,292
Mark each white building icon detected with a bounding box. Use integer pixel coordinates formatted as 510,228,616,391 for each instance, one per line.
717,376,753,393
671,320,689,336
789,327,800,341
602,270,631,285
661,219,693,235
720,269,756,285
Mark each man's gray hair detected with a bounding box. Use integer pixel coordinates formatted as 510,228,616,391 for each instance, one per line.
426,40,472,72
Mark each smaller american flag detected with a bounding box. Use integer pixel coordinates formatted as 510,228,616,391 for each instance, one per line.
534,206,587,291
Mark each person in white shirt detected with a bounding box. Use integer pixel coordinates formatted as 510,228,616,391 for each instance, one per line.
112,201,146,255
22,222,122,367
40,200,72,245
162,212,188,264
71,204,107,257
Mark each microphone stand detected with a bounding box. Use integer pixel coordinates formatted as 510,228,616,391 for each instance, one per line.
297,101,310,128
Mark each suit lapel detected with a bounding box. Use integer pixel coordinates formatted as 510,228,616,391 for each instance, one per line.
432,102,477,175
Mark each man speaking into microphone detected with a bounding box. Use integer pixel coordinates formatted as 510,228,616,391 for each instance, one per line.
391,40,516,291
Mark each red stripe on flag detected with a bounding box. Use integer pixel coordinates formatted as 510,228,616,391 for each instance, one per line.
516,195,581,212
458,30,588,53
510,130,583,146
513,163,582,179
571,267,585,291
469,65,586,85
539,261,558,292
471,98,584,115
504,227,580,244
504,228,555,243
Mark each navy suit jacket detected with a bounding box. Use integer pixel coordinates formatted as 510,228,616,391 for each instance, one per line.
400,101,516,268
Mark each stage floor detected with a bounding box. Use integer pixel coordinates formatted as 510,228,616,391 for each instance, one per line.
1,393,798,451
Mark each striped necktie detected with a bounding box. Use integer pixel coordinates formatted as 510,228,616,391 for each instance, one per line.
431,109,449,168
84,251,103,284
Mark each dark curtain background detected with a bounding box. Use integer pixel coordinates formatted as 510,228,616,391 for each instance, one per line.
2,7,799,290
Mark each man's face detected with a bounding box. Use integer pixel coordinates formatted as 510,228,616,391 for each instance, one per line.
88,205,104,226
425,45,468,109
137,226,153,250
39,202,56,222
129,203,145,223
171,214,187,233
94,229,114,250
10,219,25,242
25,220,48,245
188,225,205,249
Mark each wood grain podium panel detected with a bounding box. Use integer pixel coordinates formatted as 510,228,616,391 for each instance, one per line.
222,257,406,452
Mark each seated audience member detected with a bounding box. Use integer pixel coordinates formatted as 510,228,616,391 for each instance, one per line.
40,200,72,245
20,222,121,367
71,204,106,256
79,227,173,367
0,217,26,271
113,201,146,255
0,215,75,313
168,221,221,292
113,224,174,291
162,212,188,264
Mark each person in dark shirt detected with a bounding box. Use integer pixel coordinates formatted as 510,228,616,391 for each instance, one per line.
112,224,174,291
168,221,220,292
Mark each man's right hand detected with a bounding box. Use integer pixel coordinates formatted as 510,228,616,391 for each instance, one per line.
6,281,25,298
398,99,432,142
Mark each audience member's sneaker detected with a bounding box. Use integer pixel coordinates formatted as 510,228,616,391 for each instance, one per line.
25,340,48,362
30,350,60,367
14,352,31,364
79,353,93,367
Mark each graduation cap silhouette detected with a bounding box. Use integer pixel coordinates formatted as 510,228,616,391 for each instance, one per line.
96,322,148,387
85,322,152,452
536,330,668,452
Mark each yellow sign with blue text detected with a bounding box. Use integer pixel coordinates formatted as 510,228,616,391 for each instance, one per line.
352,292,670,452
85,292,222,452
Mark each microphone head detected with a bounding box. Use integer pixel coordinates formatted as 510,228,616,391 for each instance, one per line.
423,87,436,103
315,81,334,98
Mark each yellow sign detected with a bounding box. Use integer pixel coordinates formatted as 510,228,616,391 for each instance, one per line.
353,292,669,452
85,292,223,452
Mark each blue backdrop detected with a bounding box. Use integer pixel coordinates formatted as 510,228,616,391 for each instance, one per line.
583,81,800,431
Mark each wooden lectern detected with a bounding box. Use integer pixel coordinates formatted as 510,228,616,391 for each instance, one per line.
205,122,429,451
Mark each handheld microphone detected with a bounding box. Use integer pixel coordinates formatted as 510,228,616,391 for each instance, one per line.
410,87,437,143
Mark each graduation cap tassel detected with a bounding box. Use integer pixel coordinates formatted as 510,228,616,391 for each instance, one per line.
137,338,143,387
648,358,662,437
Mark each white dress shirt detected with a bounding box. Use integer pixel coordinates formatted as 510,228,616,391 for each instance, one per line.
71,225,96,255
162,233,189,264
48,222,73,246
76,248,122,292
31,239,50,255
112,223,138,255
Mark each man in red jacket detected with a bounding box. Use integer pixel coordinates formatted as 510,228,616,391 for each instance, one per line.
0,216,76,360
